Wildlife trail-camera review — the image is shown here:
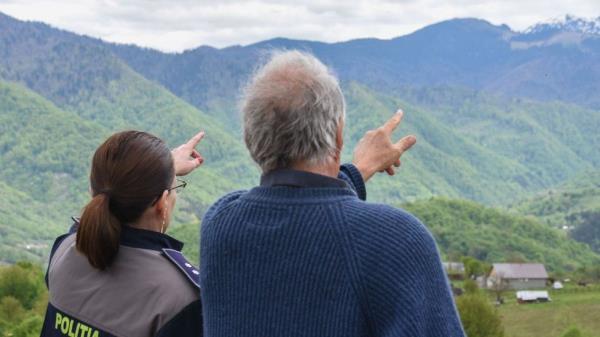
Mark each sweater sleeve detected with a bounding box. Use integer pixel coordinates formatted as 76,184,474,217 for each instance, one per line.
201,190,246,225
338,163,367,201
349,206,464,337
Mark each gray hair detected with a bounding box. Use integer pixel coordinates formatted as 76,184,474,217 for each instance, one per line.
242,50,346,172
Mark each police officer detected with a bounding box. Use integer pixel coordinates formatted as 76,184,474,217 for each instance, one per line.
41,130,205,337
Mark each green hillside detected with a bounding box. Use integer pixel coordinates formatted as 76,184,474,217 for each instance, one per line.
403,198,600,272
0,81,104,263
0,81,104,204
0,15,256,183
393,86,599,185
344,83,582,204
0,12,256,180
511,171,600,254
511,171,600,228
0,80,250,263
0,182,63,263
0,16,259,263
2,78,599,263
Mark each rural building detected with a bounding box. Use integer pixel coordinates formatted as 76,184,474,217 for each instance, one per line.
488,263,548,290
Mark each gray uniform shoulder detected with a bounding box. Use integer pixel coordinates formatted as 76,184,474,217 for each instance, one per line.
115,245,200,309
47,235,199,337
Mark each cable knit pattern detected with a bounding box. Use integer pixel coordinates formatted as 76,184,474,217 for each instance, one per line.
200,164,465,337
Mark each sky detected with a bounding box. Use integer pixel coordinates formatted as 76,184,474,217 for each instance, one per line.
0,0,599,52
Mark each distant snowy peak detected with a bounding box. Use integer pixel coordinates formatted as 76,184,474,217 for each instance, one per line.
524,15,600,36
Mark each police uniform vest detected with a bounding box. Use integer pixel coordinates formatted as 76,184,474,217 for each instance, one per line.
41,219,202,337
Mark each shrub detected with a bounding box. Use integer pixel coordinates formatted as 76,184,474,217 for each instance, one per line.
0,263,47,336
0,263,45,309
456,293,504,337
0,296,26,325
560,326,584,337
464,279,479,294
11,315,44,337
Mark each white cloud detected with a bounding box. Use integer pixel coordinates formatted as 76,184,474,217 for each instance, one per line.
0,0,598,52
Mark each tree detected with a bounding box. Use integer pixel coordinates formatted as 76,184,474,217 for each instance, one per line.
463,279,479,295
570,211,600,253
505,252,527,263
456,293,504,337
462,256,485,279
0,263,47,337
0,263,45,309
488,272,509,303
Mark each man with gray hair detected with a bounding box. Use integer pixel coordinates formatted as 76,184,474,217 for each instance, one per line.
200,51,464,337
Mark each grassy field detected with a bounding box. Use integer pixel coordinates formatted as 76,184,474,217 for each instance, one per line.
498,286,600,337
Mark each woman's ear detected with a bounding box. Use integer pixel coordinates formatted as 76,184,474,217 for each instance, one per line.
155,190,170,217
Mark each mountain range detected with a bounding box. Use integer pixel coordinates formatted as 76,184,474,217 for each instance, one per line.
525,15,600,36
0,12,598,267
106,15,600,115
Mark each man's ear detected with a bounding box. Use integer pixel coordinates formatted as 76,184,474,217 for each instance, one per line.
336,119,344,157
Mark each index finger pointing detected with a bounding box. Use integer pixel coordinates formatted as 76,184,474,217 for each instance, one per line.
395,135,417,153
381,109,404,134
186,131,205,148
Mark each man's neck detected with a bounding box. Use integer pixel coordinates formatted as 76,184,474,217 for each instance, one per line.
290,161,339,178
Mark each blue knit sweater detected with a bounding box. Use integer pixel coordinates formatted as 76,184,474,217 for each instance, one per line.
200,164,465,337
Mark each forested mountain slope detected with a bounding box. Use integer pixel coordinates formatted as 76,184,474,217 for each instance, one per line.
403,198,600,272
0,12,598,264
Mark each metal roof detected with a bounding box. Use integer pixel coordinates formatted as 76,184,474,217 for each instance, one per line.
491,263,549,279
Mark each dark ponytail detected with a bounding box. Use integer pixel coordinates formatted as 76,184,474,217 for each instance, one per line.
77,194,121,270
76,131,174,270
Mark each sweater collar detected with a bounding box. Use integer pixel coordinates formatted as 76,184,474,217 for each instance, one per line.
260,168,347,188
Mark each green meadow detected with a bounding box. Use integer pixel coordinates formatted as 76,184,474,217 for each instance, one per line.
499,287,600,337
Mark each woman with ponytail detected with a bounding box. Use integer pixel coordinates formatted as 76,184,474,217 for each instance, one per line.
40,130,205,337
